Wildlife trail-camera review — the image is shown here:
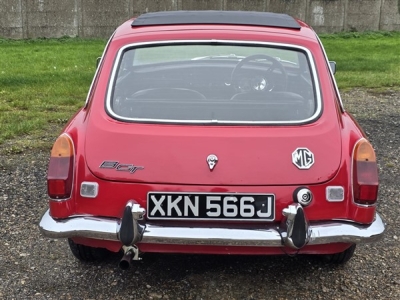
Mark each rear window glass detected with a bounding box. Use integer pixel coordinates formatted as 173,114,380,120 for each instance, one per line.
107,42,320,124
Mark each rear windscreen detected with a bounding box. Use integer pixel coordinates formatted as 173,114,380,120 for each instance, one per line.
107,42,321,124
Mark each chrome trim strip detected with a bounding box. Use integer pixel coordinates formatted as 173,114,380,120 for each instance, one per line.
105,40,322,125
84,31,116,107
315,33,344,111
39,210,385,246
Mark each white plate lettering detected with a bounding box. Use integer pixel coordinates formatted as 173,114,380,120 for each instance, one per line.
147,192,275,221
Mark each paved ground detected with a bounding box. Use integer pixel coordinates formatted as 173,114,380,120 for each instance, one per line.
0,89,399,299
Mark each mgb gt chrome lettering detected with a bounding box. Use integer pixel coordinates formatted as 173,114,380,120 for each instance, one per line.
100,161,144,174
147,192,275,221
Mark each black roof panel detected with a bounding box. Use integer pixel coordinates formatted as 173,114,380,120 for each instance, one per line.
131,11,301,30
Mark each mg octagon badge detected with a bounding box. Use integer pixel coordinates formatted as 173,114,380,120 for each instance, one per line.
292,148,315,170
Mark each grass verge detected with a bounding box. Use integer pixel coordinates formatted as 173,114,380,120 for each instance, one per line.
320,31,400,90
0,37,106,151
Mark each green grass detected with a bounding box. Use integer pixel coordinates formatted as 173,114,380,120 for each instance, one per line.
320,31,400,89
0,32,399,150
0,37,106,148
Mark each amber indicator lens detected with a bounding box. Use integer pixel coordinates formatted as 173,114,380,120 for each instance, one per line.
353,140,378,205
47,134,74,199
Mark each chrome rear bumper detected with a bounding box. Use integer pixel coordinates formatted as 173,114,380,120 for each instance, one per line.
39,208,385,248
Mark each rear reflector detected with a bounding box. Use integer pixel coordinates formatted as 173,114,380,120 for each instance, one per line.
80,182,99,198
352,139,378,205
326,186,344,202
47,134,74,200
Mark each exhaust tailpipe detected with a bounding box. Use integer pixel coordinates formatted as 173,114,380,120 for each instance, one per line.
119,251,133,270
119,245,140,270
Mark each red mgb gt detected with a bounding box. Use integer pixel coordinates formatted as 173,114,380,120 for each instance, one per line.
39,11,385,269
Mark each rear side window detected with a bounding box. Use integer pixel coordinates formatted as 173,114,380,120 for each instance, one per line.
107,42,321,124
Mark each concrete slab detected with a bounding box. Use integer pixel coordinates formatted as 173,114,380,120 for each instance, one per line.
380,0,400,31
225,0,266,11
133,0,180,15
0,27,24,39
24,0,78,38
0,0,22,12
0,0,23,38
181,0,224,11
82,26,117,39
308,0,346,33
346,0,381,31
268,0,307,21
81,0,131,37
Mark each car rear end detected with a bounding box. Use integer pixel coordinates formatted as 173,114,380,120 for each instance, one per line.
39,11,385,268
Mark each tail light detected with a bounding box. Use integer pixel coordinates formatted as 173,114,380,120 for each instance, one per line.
352,139,378,205
47,134,75,200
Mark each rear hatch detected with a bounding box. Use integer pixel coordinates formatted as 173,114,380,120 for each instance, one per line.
85,119,341,186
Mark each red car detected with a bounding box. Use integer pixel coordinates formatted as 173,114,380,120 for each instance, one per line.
39,11,385,269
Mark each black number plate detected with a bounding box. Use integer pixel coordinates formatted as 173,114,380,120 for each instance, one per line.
147,192,275,221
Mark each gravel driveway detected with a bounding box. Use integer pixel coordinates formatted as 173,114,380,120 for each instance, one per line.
0,89,399,299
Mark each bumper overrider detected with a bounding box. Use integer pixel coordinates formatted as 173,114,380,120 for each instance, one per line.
39,201,385,253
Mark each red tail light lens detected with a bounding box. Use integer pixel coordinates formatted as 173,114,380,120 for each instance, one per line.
47,134,74,199
352,139,378,205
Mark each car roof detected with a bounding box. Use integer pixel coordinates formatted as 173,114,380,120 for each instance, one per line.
131,11,301,29
113,11,317,40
